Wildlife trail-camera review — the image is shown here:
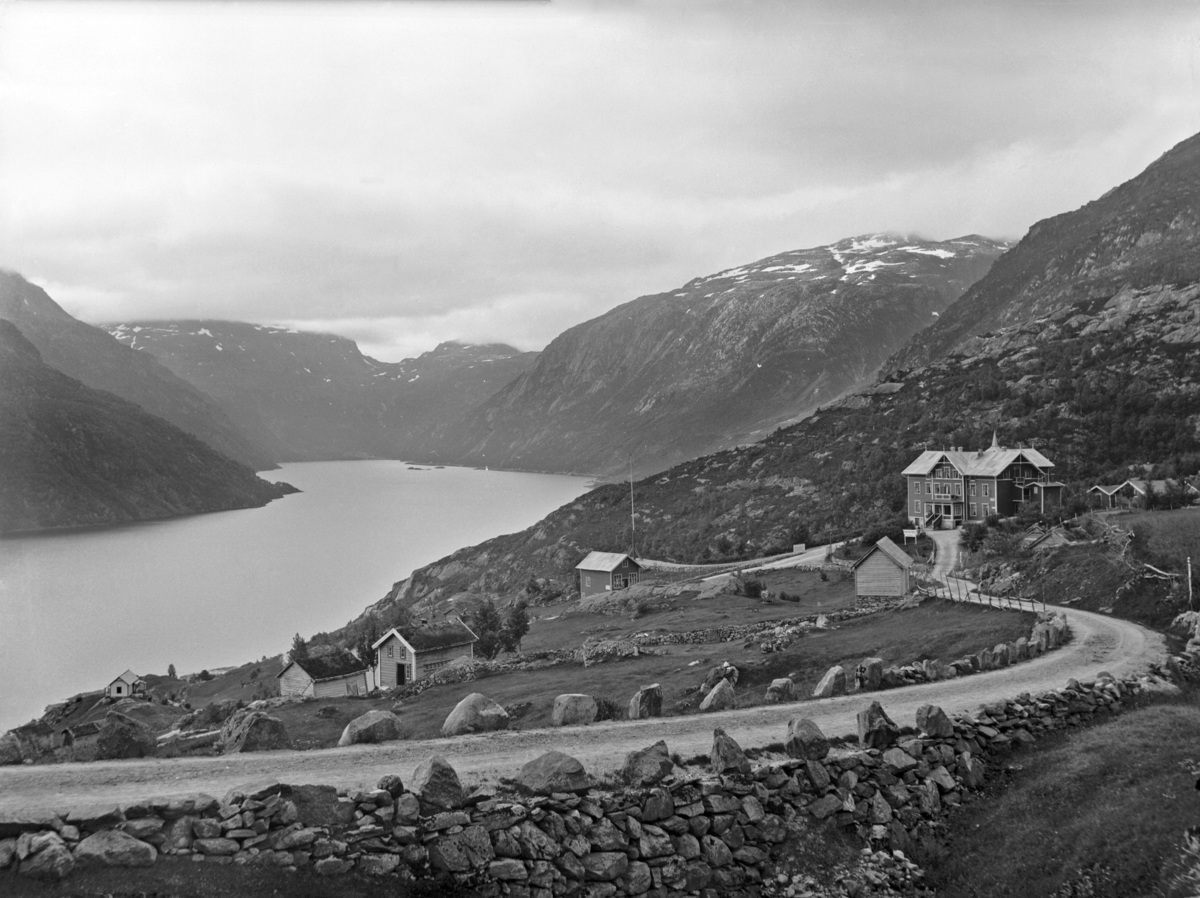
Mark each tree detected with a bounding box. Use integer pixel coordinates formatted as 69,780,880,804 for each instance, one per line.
289,633,309,664
503,600,530,653
355,616,381,670
167,663,176,679
468,599,505,660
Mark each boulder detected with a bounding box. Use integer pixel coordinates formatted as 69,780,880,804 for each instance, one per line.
915,704,954,738
765,678,794,703
96,712,156,760
856,701,899,750
220,712,291,753
18,841,73,881
73,829,156,867
377,774,404,798
337,710,402,747
785,718,829,760
0,733,24,766
516,750,591,794
441,693,509,737
854,658,884,691
552,695,598,727
701,663,739,692
710,728,750,775
698,679,737,712
627,684,663,719
622,740,674,786
411,756,465,810
812,665,847,698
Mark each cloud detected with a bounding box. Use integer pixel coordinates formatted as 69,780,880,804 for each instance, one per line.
2,1,1199,360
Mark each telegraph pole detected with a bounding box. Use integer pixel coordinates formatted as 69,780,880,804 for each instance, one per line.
629,456,636,557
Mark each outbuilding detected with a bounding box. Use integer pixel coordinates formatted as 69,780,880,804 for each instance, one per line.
851,535,913,598
372,620,478,689
575,551,644,598
277,648,370,699
106,669,143,700
61,720,102,751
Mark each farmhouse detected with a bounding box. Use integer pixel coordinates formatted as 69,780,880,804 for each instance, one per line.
903,435,1062,529
576,551,644,598
852,536,912,598
277,648,369,698
106,669,143,700
372,620,478,689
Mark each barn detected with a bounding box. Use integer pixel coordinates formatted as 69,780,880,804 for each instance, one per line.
852,536,913,598
277,648,369,699
576,551,644,598
372,620,478,689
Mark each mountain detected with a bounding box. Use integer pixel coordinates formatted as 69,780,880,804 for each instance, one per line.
101,322,538,463
428,234,1007,477
891,132,1200,370
0,320,295,533
336,132,1200,629
0,272,274,470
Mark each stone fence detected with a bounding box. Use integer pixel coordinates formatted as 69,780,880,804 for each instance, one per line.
0,665,1172,897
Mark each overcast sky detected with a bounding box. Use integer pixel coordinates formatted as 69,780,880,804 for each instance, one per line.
2,1,1199,361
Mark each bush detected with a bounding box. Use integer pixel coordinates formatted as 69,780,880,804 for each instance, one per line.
732,576,765,598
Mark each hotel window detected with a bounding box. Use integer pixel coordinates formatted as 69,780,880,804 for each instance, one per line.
983,484,990,497
970,503,977,517
914,500,922,514
970,482,977,496
953,483,962,496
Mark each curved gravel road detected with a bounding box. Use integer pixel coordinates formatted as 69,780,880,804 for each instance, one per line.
0,597,1165,817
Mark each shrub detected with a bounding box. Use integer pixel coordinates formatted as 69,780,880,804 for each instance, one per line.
594,695,625,722
732,576,765,598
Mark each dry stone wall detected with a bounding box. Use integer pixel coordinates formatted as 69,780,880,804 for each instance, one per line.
0,668,1169,897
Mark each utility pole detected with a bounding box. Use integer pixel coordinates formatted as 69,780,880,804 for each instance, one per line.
1189,556,1194,611
629,456,636,558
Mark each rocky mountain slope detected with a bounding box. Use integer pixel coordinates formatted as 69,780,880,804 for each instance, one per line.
102,322,537,463
430,235,1006,477
0,320,294,533
338,131,1200,632
892,131,1200,370
0,272,274,470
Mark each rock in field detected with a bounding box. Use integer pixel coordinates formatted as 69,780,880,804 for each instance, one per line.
710,728,750,775
516,750,591,794
552,694,598,727
441,693,509,737
765,678,794,703
337,710,402,747
701,662,739,692
622,740,674,786
854,658,884,691
220,711,291,753
698,679,736,712
0,733,24,766
785,718,829,760
411,756,465,810
73,829,156,867
96,712,156,760
857,701,899,750
812,665,847,698
627,684,663,719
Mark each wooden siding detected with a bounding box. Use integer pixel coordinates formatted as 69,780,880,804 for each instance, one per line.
312,671,368,699
415,642,473,678
855,552,909,597
579,558,642,597
376,634,412,689
375,634,474,687
279,665,315,698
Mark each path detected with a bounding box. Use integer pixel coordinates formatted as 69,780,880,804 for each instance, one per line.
0,601,1164,817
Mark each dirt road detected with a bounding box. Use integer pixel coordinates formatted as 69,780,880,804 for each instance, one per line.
0,603,1164,817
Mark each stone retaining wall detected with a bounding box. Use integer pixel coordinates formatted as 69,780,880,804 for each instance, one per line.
0,667,1169,897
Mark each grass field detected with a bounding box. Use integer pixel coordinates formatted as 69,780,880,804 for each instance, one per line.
921,687,1200,898
267,598,1034,748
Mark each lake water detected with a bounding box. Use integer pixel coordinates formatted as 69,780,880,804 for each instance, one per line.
0,462,590,733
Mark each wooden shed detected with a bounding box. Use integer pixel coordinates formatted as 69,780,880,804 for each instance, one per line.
575,551,644,598
106,669,143,700
851,535,912,598
372,620,478,690
277,648,369,699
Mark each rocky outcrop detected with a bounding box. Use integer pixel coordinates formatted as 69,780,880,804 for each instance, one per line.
551,694,598,727
441,693,509,737
337,710,402,747
813,665,847,698
515,751,591,795
765,678,794,703
96,712,156,760
0,732,25,766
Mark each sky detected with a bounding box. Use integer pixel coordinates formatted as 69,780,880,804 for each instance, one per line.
2,1,1199,361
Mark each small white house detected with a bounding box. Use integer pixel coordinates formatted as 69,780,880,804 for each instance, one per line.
106,669,143,700
851,536,913,598
277,648,369,699
372,620,478,690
